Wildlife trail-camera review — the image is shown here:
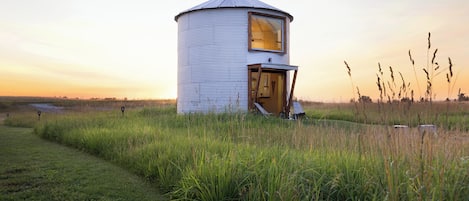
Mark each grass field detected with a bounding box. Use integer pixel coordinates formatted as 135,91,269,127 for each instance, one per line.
2,98,469,200
0,125,167,201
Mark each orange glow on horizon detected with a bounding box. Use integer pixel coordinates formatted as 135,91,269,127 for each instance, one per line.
0,0,467,102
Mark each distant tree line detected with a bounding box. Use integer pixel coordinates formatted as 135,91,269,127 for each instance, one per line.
458,88,469,101
349,91,469,103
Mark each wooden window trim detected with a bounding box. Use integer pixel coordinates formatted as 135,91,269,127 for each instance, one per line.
248,12,287,54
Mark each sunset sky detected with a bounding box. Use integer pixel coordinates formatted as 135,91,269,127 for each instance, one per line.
1,0,468,102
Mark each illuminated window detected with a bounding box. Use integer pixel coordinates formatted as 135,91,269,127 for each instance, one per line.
249,12,285,53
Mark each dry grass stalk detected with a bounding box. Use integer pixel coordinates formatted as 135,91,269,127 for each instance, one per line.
344,61,358,102
409,50,422,99
344,61,355,101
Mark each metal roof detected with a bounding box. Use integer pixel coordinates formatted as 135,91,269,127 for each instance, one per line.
175,0,293,21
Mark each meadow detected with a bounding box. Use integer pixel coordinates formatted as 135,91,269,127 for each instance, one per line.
3,98,469,200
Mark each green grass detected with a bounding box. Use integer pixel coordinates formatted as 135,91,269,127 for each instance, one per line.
16,104,468,201
0,125,167,201
304,102,469,130
3,99,469,200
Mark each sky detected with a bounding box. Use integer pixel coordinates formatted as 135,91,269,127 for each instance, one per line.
0,0,468,102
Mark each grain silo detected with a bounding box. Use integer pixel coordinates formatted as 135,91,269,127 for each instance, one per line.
175,0,298,117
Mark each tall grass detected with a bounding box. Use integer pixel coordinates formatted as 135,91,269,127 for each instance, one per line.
342,32,467,130
22,104,469,200
333,32,469,201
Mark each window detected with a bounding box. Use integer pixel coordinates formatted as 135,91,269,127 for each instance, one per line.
249,12,286,53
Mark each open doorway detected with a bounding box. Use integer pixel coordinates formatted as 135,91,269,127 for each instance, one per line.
248,64,298,117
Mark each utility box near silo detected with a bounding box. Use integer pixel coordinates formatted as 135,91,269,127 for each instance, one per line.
175,0,299,117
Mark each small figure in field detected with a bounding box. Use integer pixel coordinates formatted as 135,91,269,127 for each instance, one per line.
37,110,42,120
121,106,125,116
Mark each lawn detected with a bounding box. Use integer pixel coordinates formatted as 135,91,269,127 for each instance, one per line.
0,125,167,201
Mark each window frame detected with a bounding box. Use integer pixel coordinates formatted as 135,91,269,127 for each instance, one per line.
248,12,287,54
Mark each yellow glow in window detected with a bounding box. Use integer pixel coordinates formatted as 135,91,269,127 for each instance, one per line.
250,13,285,52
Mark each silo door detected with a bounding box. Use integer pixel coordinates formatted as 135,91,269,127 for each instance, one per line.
249,70,286,116
248,64,297,116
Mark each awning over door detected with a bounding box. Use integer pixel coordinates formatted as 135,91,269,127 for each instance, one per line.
249,63,298,71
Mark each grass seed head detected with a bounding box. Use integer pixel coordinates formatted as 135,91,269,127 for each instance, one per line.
389,66,395,83
344,61,351,77
448,57,453,77
428,32,431,49
408,50,415,66
431,48,438,64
